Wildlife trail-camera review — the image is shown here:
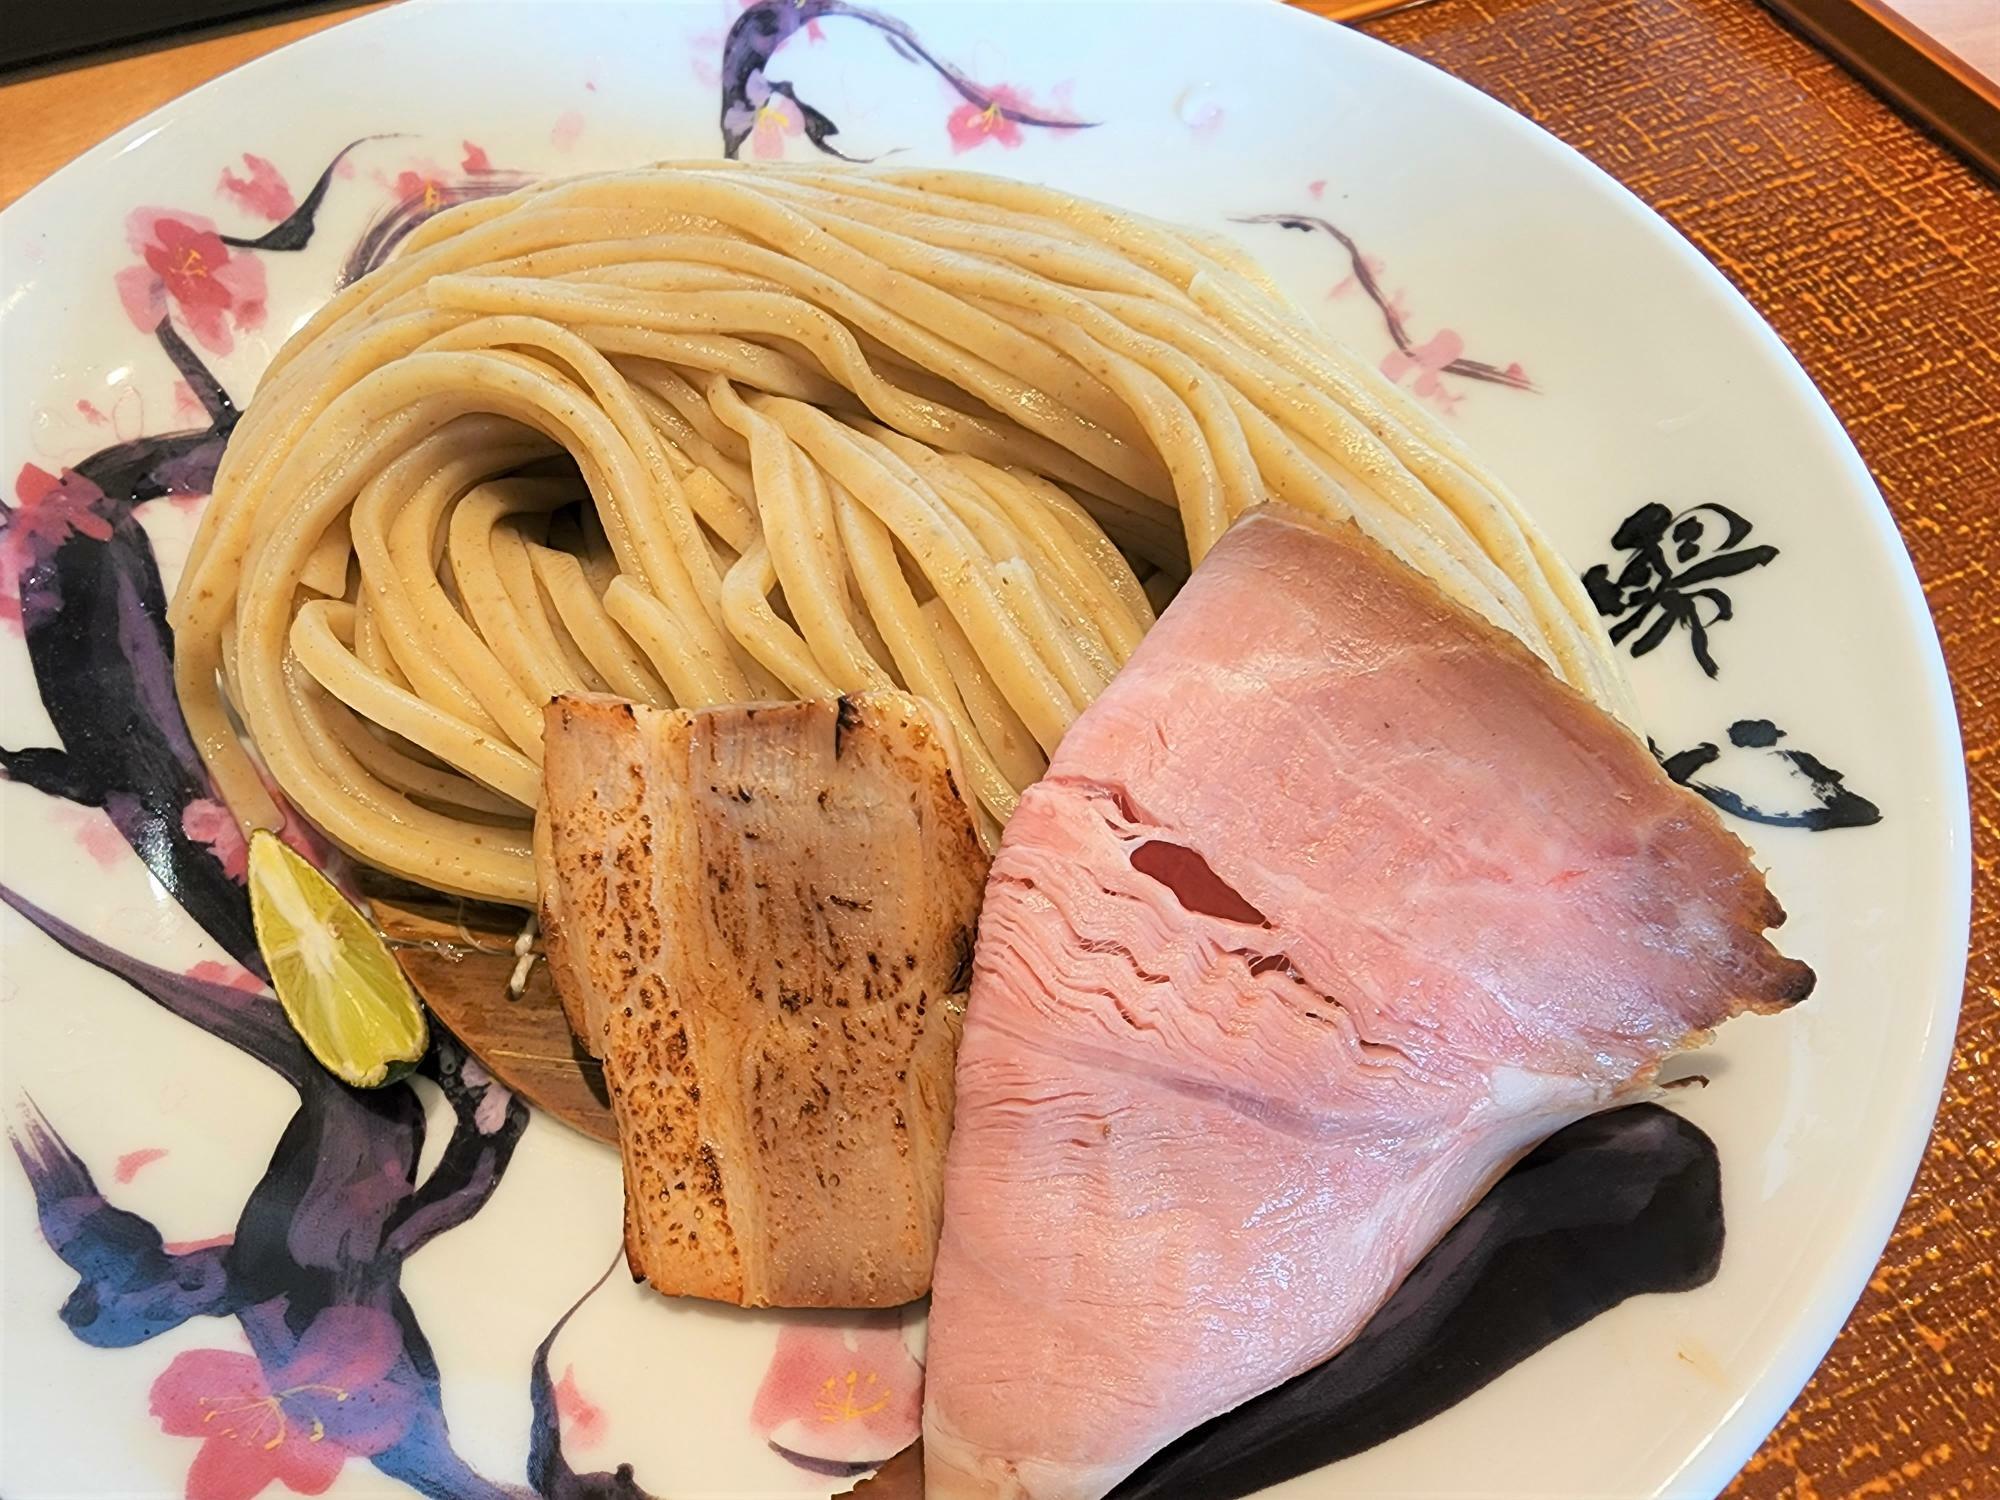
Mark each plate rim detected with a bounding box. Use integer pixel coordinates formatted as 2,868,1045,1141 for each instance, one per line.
0,2,1975,1496
1249,11,1973,1486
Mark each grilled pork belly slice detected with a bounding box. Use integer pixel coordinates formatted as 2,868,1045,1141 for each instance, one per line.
922,506,1813,1499
539,691,987,1307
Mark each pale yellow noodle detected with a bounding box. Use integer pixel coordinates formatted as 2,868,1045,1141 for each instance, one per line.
525,543,671,705
172,164,1632,902
494,525,607,693
923,599,1048,793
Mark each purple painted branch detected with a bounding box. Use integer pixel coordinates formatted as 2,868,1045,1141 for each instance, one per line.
1235,212,1535,392
719,1,1094,159
342,170,534,287
9,1096,240,1346
382,1033,530,1260
0,882,305,1086
220,136,402,253
3,141,548,1500
72,321,238,504
154,316,236,426
833,4,1096,127
528,1255,656,1499
15,323,263,970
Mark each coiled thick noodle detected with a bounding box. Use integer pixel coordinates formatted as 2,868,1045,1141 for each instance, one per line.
170,163,1634,905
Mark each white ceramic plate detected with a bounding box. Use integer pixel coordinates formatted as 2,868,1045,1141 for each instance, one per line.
0,2,1970,1496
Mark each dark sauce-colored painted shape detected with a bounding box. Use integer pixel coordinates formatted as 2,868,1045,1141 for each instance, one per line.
1112,1103,1723,1500
1657,719,1882,832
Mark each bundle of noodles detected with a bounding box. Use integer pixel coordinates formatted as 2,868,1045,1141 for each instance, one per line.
169,163,1634,904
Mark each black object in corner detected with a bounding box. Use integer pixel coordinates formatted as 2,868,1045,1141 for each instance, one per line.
2,0,323,75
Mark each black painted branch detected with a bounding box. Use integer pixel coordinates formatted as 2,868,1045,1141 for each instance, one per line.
528,1255,655,1499
155,318,237,426
835,4,1096,127
1237,212,1535,392
381,1035,531,1260
71,323,237,505
220,136,400,252
0,744,106,805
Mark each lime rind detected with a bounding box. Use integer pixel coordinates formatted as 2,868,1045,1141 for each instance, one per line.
248,830,428,1088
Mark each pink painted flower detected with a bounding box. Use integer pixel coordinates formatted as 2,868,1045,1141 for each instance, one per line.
114,209,267,356
2,465,116,630
9,464,113,549
751,94,804,159
150,1306,413,1500
163,1232,235,1255
461,141,493,174
550,110,586,153
1382,328,1466,413
183,799,250,880
688,29,725,87
553,1364,607,1448
948,87,1029,152
116,1147,169,1183
217,155,296,221
185,960,266,995
1173,84,1224,140
752,1316,922,1470
1327,254,1386,301
457,1056,516,1135
391,168,448,213
29,374,147,471
49,804,131,868
78,813,131,867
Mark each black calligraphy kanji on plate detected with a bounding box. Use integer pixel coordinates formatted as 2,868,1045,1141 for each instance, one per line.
1655,719,1882,831
1583,502,1778,677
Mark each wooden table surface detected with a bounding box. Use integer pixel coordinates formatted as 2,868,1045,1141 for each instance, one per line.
1362,4,2000,1494
1,0,1994,1494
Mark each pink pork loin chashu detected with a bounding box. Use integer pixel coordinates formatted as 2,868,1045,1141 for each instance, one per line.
922,505,1813,1500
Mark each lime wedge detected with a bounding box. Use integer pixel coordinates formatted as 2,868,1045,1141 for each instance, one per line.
248,830,428,1087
